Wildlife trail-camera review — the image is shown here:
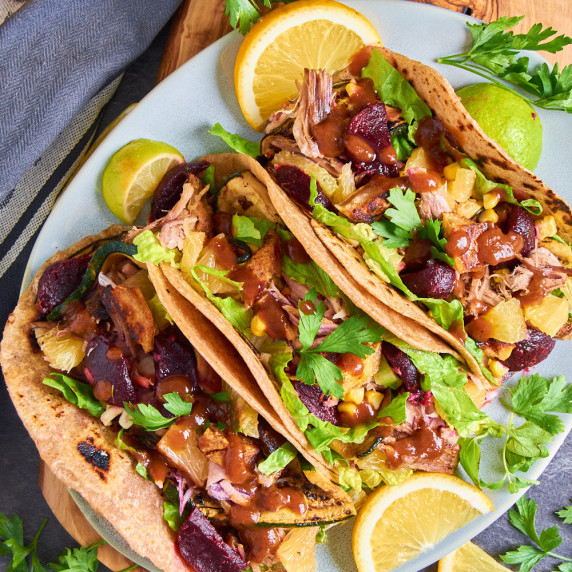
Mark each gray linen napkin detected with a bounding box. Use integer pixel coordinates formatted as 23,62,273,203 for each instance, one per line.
0,0,181,329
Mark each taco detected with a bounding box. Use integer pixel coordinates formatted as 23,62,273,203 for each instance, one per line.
0,226,355,572
257,46,572,386
138,152,491,499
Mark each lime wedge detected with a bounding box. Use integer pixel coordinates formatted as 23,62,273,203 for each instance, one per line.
102,139,184,224
457,83,542,171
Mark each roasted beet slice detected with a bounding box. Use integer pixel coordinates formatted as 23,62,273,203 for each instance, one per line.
85,335,136,405
177,508,248,572
347,103,391,151
503,204,536,257
345,103,399,177
37,256,90,315
291,380,340,425
154,327,199,392
258,417,286,457
148,160,210,222
501,327,555,371
382,342,427,403
272,164,334,212
401,259,457,299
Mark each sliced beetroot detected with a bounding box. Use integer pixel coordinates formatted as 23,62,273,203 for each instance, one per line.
503,204,536,257
401,259,456,299
258,417,286,457
272,164,334,212
85,335,136,405
347,103,391,151
345,103,399,177
37,256,90,315
500,327,555,371
148,160,210,222
154,327,199,392
382,342,426,403
291,380,340,425
176,508,248,572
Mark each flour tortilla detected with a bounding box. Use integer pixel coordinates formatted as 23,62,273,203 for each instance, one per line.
258,48,572,384
380,48,572,244
160,153,470,474
0,226,350,571
1,227,188,572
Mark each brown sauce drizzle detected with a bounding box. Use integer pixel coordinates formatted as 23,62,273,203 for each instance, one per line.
385,422,444,469
339,400,377,428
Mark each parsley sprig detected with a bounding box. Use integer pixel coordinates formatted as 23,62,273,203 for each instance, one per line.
438,17,572,112
371,188,453,265
499,496,572,571
459,374,572,493
224,0,296,34
124,392,193,431
295,288,384,399
0,512,137,572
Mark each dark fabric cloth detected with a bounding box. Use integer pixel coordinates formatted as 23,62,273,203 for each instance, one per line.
0,0,181,334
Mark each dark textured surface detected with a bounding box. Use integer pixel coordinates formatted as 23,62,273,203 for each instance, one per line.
1,20,571,572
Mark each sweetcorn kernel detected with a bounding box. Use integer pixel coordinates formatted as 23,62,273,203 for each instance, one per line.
489,359,509,379
478,208,499,223
365,390,383,409
345,388,365,404
250,314,266,337
483,191,501,210
443,162,460,181
338,402,358,416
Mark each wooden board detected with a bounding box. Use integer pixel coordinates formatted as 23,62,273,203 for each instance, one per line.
40,0,572,568
38,464,142,571
157,0,571,82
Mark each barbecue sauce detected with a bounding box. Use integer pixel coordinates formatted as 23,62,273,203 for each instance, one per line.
385,422,445,469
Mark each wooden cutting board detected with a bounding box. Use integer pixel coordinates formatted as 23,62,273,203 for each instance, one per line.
39,0,571,570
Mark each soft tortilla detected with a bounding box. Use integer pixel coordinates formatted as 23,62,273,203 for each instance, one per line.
258,49,572,383
380,47,572,244
0,226,349,571
1,227,188,572
203,154,457,355
161,153,466,474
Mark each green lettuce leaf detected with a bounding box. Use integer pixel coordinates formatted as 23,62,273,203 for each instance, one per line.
43,374,105,417
209,122,261,158
282,255,339,298
362,49,432,125
232,215,276,247
133,230,180,267
385,336,494,436
461,158,542,215
258,443,298,475
190,266,252,336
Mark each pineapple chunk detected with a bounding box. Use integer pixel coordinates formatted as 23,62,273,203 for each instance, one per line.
536,216,558,240
525,295,569,337
455,199,482,219
36,328,85,372
481,299,528,343
465,380,486,408
449,168,476,202
181,230,206,284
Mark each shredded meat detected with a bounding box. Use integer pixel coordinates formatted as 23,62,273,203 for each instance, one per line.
381,403,460,474
292,69,334,159
338,175,408,223
417,183,451,221
461,267,505,317
497,247,569,298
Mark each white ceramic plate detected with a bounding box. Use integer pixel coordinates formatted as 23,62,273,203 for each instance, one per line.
24,1,572,570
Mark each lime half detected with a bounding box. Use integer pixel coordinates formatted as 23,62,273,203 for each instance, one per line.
457,83,542,171
102,139,184,224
